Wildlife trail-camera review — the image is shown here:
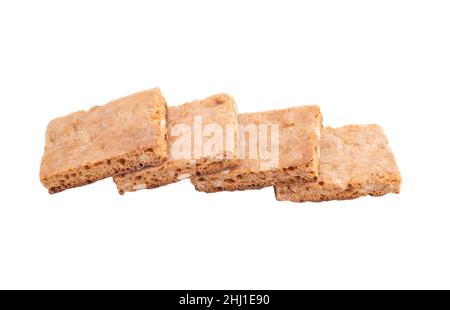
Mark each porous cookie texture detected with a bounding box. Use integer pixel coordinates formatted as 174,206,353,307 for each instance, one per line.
274,125,401,202
40,88,168,194
113,94,239,194
191,105,322,192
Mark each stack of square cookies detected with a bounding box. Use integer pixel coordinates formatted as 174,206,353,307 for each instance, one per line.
40,88,401,203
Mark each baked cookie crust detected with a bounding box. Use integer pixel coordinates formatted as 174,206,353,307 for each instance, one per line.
40,88,168,193
191,105,322,192
113,94,239,194
274,125,401,202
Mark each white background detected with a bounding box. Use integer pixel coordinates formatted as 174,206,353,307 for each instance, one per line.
0,0,449,289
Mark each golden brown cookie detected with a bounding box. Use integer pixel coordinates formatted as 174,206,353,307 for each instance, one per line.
191,106,322,192
274,125,401,202
113,94,239,194
40,88,168,193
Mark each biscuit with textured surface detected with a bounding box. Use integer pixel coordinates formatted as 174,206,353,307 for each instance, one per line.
191,106,322,192
40,88,168,194
113,94,239,194
274,125,401,202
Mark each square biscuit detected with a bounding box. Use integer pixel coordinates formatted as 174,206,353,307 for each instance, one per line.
274,125,401,202
40,88,168,194
113,94,239,194
191,105,322,192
